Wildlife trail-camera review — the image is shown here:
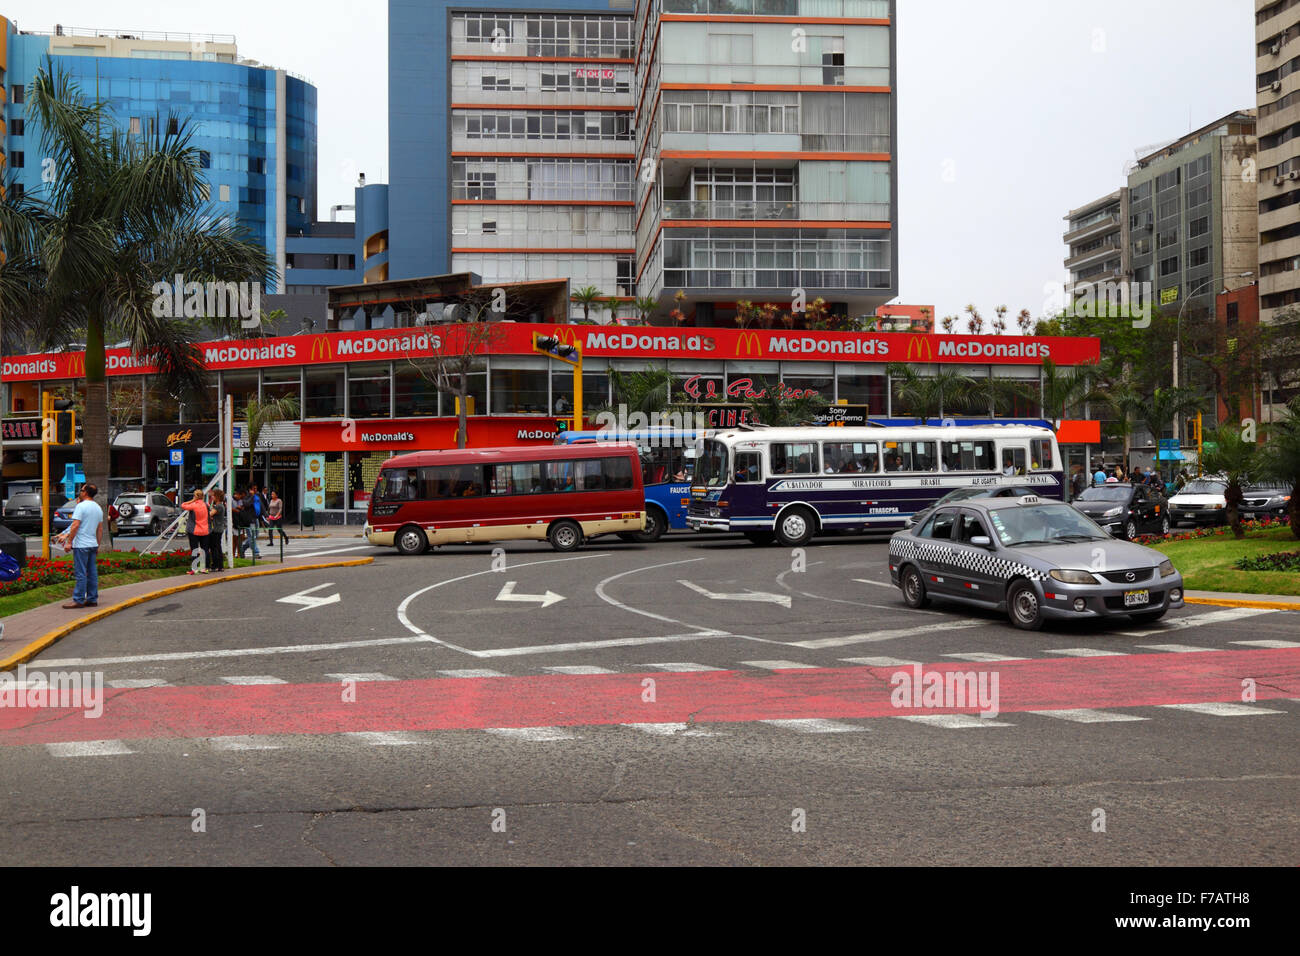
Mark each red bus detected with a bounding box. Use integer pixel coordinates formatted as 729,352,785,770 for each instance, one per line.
365,443,645,554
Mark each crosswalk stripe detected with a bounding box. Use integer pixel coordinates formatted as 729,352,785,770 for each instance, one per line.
742,660,818,670
1230,640,1300,649
895,714,1013,729
219,676,287,685
760,718,865,734
623,722,719,737
1028,708,1149,723
325,673,397,682
544,665,618,675
840,656,922,667
208,736,283,751
343,731,424,746
941,652,1026,663
106,678,172,688
1045,648,1127,657
1112,606,1274,638
789,620,977,650
437,669,506,678
1159,702,1286,717
642,662,724,672
1135,644,1214,653
45,740,134,757
485,726,579,741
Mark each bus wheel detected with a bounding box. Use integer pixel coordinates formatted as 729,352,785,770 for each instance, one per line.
616,532,639,542
633,508,666,543
775,507,816,547
743,531,775,545
395,525,428,556
548,520,583,552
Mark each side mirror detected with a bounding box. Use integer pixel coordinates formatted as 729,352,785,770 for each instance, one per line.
970,535,992,548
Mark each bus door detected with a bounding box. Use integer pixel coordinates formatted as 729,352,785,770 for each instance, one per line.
1028,434,1064,499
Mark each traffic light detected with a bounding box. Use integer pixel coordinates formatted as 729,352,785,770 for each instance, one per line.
1185,417,1200,444
532,333,580,365
52,399,76,445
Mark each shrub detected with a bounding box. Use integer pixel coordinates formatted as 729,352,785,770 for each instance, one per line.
1235,550,1300,572
0,549,192,597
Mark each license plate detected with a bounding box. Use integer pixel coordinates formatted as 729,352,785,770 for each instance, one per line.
1123,589,1150,607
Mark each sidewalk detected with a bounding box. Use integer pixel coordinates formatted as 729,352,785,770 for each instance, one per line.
0,550,373,668
1184,589,1300,610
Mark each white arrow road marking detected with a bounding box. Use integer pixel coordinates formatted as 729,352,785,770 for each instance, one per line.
495,580,565,608
677,579,792,608
276,582,341,612
852,578,895,588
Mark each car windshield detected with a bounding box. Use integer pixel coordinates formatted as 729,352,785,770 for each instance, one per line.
986,504,1108,546
1076,486,1131,501
1246,482,1290,494
1181,480,1226,495
937,488,981,505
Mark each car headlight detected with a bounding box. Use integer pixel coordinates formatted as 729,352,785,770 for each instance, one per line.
1102,507,1123,518
1159,559,1176,578
1213,503,1224,509
1050,568,1099,585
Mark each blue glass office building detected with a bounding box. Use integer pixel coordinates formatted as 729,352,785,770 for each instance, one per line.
3,23,317,292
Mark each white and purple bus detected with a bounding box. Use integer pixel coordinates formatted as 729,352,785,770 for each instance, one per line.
687,425,1064,546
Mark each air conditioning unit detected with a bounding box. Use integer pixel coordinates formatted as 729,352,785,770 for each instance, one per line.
1271,42,1281,55
1276,176,1286,186
1273,80,1283,91
415,314,433,326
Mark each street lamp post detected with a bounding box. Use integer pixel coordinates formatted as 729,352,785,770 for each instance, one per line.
1171,271,1254,441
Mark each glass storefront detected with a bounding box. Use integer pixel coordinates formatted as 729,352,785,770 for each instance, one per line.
394,364,440,417
347,362,393,418
305,366,346,418
490,359,550,414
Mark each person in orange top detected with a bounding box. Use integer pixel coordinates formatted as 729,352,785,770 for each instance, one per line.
180,489,212,573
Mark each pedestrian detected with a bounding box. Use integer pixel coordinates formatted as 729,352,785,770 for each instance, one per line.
180,489,211,573
208,488,227,571
267,490,289,546
1070,464,1087,500
235,490,261,559
55,483,104,609
249,483,268,542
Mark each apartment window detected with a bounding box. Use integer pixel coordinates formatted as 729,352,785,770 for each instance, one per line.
9,151,22,168
199,150,211,169
617,256,633,296
129,116,142,135
11,85,23,104
1157,231,1178,249
9,118,24,136
248,157,266,175
1156,170,1180,192
1187,246,1210,269
1157,198,1180,220
9,182,23,199
1226,301,1239,329
1186,185,1210,208
1129,181,1151,202
1160,256,1179,277
465,170,496,200
1189,216,1209,238
482,220,497,234
1132,237,1151,255
1184,154,1210,179
219,184,231,202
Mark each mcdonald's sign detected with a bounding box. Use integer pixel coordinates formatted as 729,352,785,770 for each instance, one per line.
905,336,933,361
67,353,85,377
551,327,581,347
309,336,334,361
735,332,763,358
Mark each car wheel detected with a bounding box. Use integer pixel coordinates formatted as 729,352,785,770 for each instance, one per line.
1160,514,1170,535
743,531,776,545
632,507,666,543
1128,608,1167,625
149,518,162,535
1007,579,1044,631
395,525,428,556
1125,518,1138,540
900,565,930,609
774,507,816,547
548,520,583,552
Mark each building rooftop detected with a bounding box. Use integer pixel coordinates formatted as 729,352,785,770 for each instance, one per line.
1133,109,1257,167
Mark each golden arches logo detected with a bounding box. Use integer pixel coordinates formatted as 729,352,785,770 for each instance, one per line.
309,336,334,361
735,332,763,358
67,353,86,376
551,327,580,347
906,336,933,361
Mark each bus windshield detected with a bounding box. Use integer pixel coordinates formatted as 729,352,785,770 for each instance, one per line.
696,440,729,488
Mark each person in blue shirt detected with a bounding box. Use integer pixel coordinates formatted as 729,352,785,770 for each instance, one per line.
1093,465,1108,486
55,483,104,609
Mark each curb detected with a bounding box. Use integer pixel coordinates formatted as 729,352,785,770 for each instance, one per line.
1184,596,1300,611
0,557,375,672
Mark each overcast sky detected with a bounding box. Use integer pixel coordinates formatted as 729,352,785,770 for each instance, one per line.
5,1,1258,322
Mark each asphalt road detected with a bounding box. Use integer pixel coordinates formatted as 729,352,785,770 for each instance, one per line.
2,532,1297,865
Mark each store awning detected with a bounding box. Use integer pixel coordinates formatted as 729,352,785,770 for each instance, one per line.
1157,449,1186,461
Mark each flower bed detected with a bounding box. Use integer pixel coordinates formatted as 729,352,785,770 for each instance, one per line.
0,550,193,597
1132,514,1290,547
1235,550,1300,572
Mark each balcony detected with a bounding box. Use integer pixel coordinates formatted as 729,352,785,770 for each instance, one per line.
1062,213,1120,244
663,268,892,291
661,200,890,222
1065,241,1120,270
660,132,890,154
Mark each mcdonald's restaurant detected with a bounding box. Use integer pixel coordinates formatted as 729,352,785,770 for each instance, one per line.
2,295,1103,524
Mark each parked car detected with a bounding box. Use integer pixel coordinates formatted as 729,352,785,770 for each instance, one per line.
113,492,181,536
1240,481,1292,521
1071,482,1170,539
0,491,68,536
904,485,1041,529
53,500,119,536
888,494,1185,630
1168,478,1228,526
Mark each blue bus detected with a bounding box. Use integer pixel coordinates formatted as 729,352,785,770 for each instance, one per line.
556,429,698,541
688,425,1064,546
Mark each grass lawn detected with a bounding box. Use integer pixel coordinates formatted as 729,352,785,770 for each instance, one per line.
0,556,259,618
1152,525,1300,596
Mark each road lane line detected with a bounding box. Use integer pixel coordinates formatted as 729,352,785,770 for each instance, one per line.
895,715,1013,729
220,676,288,685
775,565,896,610
1135,644,1215,654
326,673,397,682
1159,702,1286,717
942,652,1028,662
475,631,729,658
788,620,977,650
106,679,173,688
852,578,894,588
624,722,719,737
438,669,506,678
1045,648,1127,657
208,736,283,751
1111,606,1275,638
485,727,579,741
36,636,436,668
544,665,618,675
643,662,725,672
840,656,922,667
1231,640,1300,648
761,718,865,733
46,740,134,757
344,731,424,746
742,660,818,670
1028,708,1149,723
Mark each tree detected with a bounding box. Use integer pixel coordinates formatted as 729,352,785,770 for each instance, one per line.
1140,386,1203,480
8,64,274,496
1102,379,1148,472
941,315,956,334
602,297,622,324
631,295,659,326
991,305,1008,336
0,186,50,473
1198,424,1261,538
570,285,604,324
886,363,974,422
963,373,1030,418
1256,397,1300,539
605,366,674,418
107,379,143,447
964,304,984,335
745,388,823,427
242,395,300,487
1039,358,1105,427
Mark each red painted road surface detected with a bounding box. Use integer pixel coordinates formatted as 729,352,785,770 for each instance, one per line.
2,649,1298,746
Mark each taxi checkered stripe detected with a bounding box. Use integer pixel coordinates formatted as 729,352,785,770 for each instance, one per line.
889,536,1047,582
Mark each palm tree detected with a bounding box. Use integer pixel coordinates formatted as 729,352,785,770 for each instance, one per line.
570,285,604,323
964,373,1030,418
941,315,956,334
1140,386,1203,482
1016,309,1034,335
243,395,301,488
632,295,658,326
8,64,273,496
1103,379,1147,471
746,389,823,426
1256,397,1300,539
603,366,675,419
603,297,623,324
0,185,50,471
1199,424,1261,538
887,363,974,423
964,304,984,335
1039,359,1105,427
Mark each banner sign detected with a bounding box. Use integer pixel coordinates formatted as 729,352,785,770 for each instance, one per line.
302,454,326,509
1,326,1101,383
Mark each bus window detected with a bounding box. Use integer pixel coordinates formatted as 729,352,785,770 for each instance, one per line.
1001,447,1028,476
641,444,688,485
576,460,605,491
545,461,576,492
602,455,635,490
734,451,761,483
889,441,936,472
1031,438,1054,470
698,440,729,487
377,468,421,501
771,442,819,475
824,442,879,474
941,440,995,472
488,462,545,495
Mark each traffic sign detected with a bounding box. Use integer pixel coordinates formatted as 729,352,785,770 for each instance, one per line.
169,449,184,467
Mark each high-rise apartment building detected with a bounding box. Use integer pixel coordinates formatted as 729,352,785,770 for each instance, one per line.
2,20,318,291
1063,189,1129,293
1256,0,1300,325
